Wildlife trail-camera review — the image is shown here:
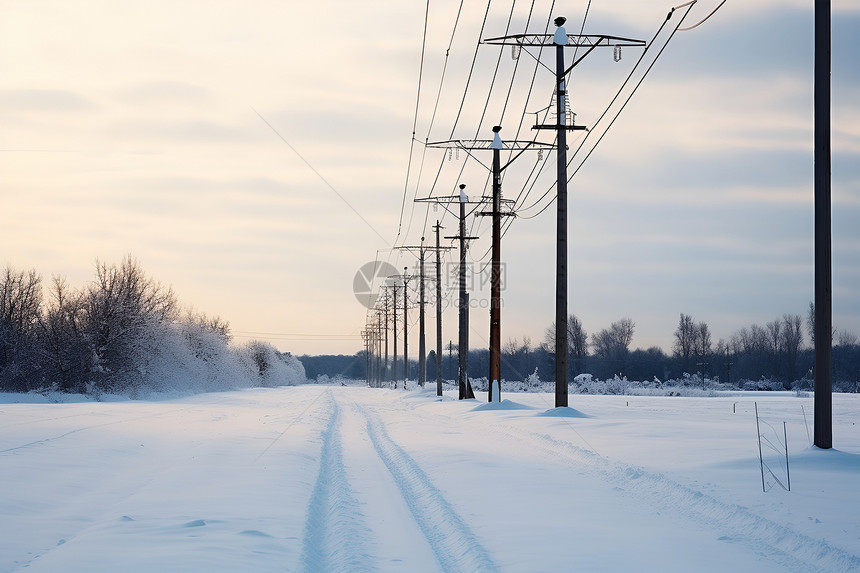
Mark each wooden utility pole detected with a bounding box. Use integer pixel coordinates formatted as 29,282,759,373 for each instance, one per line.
485,20,644,407
391,282,399,384
814,0,832,449
415,192,483,400
487,127,505,402
361,329,369,386
403,269,410,386
387,268,414,387
396,236,453,391
385,276,406,387
377,289,392,383
428,130,552,402
445,185,480,400
419,241,426,387
434,222,444,395
404,270,409,385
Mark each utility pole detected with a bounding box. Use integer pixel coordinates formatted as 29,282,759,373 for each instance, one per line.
445,185,480,400
403,268,409,386
696,361,709,390
394,247,425,386
419,240,426,387
433,221,447,396
416,194,471,399
434,222,444,396
485,127,507,402
396,236,454,391
361,329,369,386
485,20,644,407
814,0,832,449
377,289,392,383
448,340,454,383
391,281,399,385
428,129,553,402
373,315,382,387
388,268,413,387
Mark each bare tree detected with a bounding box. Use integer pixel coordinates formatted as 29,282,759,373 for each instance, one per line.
0,267,43,390
543,315,588,355
82,256,178,390
836,330,858,348
39,276,90,392
696,321,712,359
781,314,804,382
544,314,589,376
592,318,635,375
673,313,697,372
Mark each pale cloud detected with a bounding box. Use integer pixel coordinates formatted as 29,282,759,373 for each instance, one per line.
1,0,858,355
0,89,95,113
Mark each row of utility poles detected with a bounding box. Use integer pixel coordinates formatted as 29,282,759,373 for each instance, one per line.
365,5,833,451
365,17,645,404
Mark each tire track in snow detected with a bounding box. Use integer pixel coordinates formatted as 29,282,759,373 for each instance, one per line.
493,423,860,573
300,391,378,573
381,394,859,572
357,403,499,573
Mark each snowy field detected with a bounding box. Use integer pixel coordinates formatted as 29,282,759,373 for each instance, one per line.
2,386,859,572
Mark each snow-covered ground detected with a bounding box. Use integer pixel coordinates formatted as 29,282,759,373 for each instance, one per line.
2,386,858,572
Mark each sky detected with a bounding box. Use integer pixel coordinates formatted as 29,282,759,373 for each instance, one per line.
1,0,859,360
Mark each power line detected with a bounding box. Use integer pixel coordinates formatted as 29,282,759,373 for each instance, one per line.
514,2,697,220
395,0,432,246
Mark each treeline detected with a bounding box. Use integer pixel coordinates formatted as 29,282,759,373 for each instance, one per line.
0,257,305,395
491,312,859,390
318,312,860,392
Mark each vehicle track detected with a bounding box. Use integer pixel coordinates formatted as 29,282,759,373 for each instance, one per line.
300,391,378,573
357,402,499,573
387,395,859,573
501,425,860,573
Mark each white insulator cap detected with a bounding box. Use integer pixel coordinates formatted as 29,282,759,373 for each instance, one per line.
491,125,503,150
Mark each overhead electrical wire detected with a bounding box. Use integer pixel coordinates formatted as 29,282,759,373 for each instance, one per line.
422,1,494,208
403,0,495,251
393,0,431,247
515,1,697,220
678,0,726,31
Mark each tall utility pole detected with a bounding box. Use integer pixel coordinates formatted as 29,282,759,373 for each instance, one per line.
394,245,425,386
434,222,444,396
361,329,369,386
814,0,832,449
418,188,479,400
396,236,453,391
432,221,455,396
377,289,392,382
446,185,480,399
403,268,409,386
485,127,506,402
373,315,383,387
388,269,413,387
388,268,413,386
385,276,405,386
485,20,644,407
391,281,399,384
428,129,553,402
419,241,426,387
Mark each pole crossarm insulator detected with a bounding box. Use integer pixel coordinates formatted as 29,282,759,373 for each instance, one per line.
483,33,645,49
415,195,486,205
426,139,555,172
426,139,554,151
533,124,588,131
484,33,646,76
